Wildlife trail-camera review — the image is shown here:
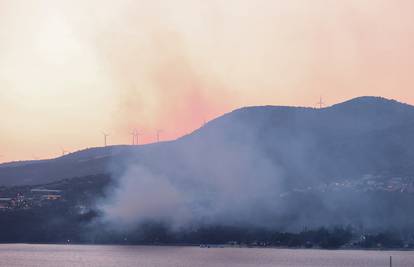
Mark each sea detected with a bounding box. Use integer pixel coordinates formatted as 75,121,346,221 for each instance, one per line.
0,244,412,267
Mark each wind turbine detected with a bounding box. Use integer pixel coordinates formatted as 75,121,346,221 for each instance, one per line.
60,147,69,156
316,96,325,109
156,129,163,143
135,130,141,145
102,132,109,147
130,130,137,145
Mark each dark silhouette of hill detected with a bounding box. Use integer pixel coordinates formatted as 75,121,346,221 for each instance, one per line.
0,145,165,186
177,96,414,188
1,96,414,187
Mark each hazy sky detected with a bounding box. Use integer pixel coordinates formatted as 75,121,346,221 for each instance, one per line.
1,0,414,162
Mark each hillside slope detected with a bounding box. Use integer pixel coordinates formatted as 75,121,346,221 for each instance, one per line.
1,96,414,187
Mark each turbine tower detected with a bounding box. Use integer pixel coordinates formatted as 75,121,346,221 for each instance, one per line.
135,131,141,145
130,130,137,145
60,147,68,156
102,132,109,147
130,129,141,145
317,96,325,109
156,129,163,142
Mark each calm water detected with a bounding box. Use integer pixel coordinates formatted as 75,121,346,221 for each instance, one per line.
0,244,413,267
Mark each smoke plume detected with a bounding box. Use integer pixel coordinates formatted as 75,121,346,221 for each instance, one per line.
100,97,414,232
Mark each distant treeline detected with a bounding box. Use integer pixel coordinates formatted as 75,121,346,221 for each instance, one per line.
0,174,411,249
0,204,407,249
0,203,408,249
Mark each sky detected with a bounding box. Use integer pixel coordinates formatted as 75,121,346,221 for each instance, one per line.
1,0,414,162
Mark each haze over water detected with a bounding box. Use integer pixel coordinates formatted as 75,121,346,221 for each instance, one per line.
0,244,413,267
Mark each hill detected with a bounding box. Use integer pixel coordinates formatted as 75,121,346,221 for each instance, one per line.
1,96,414,188
2,96,414,233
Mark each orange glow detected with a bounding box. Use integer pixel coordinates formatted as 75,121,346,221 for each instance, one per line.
1,0,414,162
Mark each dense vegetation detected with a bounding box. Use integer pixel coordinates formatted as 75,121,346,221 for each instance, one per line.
0,174,411,249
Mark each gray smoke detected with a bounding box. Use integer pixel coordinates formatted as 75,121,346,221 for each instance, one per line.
101,132,284,229
99,97,414,232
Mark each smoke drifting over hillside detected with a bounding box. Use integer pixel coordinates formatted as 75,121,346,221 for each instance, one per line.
101,131,284,229
100,97,414,232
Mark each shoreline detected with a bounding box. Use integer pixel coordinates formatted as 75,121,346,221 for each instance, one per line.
0,243,413,252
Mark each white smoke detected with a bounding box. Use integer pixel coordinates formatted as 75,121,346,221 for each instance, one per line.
100,123,284,229
99,98,414,232
101,165,191,228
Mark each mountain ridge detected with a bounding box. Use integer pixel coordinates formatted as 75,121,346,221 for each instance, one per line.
1,96,413,186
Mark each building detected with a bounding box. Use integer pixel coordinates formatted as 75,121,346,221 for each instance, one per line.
31,189,63,202
0,197,11,210
41,194,62,201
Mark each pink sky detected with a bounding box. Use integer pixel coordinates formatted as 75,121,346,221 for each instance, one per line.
1,0,414,162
